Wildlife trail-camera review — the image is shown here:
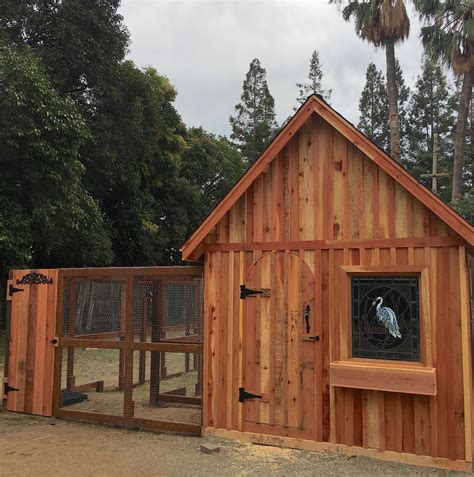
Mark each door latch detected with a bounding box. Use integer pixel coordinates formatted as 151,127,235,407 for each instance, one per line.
303,335,320,342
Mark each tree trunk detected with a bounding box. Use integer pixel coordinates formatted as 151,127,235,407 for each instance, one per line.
452,69,473,205
385,39,401,163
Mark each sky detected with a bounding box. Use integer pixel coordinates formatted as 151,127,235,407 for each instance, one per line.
118,0,426,137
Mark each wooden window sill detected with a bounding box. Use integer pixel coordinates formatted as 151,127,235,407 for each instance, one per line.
330,360,437,396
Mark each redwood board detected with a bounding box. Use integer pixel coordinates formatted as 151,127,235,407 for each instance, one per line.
5,269,58,416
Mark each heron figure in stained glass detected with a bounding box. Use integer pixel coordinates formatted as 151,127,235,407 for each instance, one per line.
372,296,402,339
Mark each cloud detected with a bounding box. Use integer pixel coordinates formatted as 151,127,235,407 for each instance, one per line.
119,0,425,136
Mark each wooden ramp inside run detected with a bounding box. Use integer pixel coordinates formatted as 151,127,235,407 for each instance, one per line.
4,269,58,416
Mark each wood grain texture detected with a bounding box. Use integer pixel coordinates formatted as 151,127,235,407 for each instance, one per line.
330,362,437,395
6,269,58,416
181,96,473,259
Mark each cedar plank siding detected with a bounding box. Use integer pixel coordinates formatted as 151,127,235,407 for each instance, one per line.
203,114,470,462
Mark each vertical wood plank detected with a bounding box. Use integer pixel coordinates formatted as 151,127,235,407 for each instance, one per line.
226,252,234,429
459,247,472,462
332,131,345,240
289,135,300,241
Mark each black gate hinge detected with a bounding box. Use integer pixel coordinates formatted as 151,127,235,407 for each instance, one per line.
240,285,270,300
8,284,24,296
239,387,262,402
3,382,19,395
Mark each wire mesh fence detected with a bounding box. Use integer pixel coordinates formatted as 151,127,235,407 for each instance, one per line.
55,267,203,433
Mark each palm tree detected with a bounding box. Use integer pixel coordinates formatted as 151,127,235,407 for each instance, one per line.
414,0,473,206
337,0,410,163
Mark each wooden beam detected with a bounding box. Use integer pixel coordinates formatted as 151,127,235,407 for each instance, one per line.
157,394,202,406
58,338,202,353
330,361,437,396
55,409,201,435
204,236,464,252
123,276,134,418
459,247,473,462
59,266,202,278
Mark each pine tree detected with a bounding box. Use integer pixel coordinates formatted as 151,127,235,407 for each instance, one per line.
358,63,389,151
230,59,278,164
296,50,332,107
406,56,455,203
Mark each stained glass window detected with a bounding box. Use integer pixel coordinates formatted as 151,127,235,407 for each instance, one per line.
351,276,420,362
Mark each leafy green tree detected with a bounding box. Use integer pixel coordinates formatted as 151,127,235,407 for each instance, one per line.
338,0,410,163
0,45,113,272
230,58,278,164
415,0,473,205
0,0,129,107
405,56,456,203
296,50,332,107
358,63,389,150
181,128,244,214
82,61,186,266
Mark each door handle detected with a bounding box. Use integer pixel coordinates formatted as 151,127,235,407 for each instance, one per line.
304,304,311,334
303,304,319,342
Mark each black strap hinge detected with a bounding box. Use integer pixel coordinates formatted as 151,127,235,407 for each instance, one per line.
240,285,270,300
4,382,19,395
239,387,262,402
8,284,24,296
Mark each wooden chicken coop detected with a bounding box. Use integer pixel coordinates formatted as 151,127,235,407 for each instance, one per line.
180,95,474,471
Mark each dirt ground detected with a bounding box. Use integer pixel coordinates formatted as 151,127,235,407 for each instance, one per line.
0,412,464,477
0,331,466,476
59,347,201,423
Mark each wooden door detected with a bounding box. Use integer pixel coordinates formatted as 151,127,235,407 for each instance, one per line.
4,269,58,416
242,252,317,439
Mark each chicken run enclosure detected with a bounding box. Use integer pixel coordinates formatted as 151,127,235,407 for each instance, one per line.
4,267,203,434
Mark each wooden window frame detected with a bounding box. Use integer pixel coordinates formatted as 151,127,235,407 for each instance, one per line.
330,265,437,396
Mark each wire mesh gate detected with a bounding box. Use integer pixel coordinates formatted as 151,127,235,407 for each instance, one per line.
52,267,203,434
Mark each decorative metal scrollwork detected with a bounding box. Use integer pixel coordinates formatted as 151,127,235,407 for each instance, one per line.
16,273,53,285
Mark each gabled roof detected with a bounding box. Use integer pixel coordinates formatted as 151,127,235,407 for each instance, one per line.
181,95,473,260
